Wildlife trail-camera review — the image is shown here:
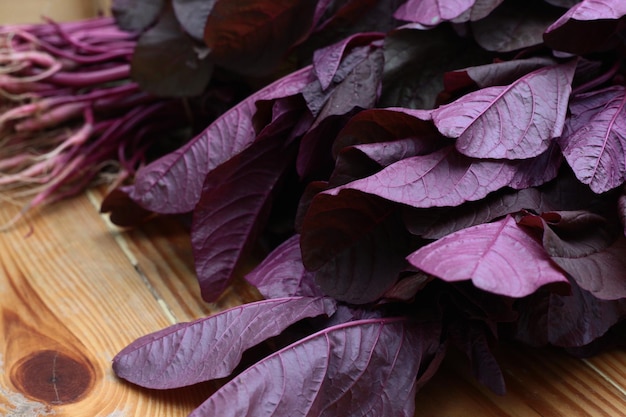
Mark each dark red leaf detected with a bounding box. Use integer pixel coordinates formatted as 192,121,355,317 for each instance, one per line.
204,0,318,75
300,190,409,303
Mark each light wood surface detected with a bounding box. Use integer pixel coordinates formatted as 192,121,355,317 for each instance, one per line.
0,0,111,24
0,189,625,416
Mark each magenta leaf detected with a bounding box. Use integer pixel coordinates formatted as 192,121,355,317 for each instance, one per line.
432,61,576,160
404,169,600,240
393,0,475,26
507,142,563,189
403,187,548,239
328,146,517,209
444,57,557,91
332,107,442,156
191,130,298,301
189,318,441,417
407,216,570,297
451,0,503,22
558,86,626,194
312,32,385,90
113,297,337,389
245,235,325,299
124,66,313,214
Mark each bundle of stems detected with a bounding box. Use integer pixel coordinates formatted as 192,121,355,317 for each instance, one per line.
0,16,190,226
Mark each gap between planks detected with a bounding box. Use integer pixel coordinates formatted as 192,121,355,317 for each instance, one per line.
85,188,178,325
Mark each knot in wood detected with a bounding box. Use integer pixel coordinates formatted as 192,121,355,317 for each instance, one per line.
10,349,94,405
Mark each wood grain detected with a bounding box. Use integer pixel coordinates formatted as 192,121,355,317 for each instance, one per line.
0,195,217,416
0,0,111,24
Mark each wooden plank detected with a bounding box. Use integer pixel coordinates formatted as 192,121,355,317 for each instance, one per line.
86,188,263,323
414,344,626,416
0,196,212,416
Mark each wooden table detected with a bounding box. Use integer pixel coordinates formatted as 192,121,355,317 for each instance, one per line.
1,189,626,416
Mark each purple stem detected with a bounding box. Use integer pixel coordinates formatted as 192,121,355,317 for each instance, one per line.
48,64,130,86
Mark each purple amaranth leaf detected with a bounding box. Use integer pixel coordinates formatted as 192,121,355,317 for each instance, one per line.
548,283,626,347
519,211,626,300
130,7,213,97
407,215,570,297
190,318,442,417
451,0,503,22
245,235,325,298
515,282,626,349
124,65,313,214
300,190,410,304
381,27,492,110
551,0,626,19
349,136,445,170
191,119,300,301
471,1,563,52
544,0,626,54
327,146,517,209
619,184,626,235
544,0,582,7
312,32,384,90
508,142,563,189
558,86,626,194
443,57,557,93
403,187,547,239
298,46,384,179
332,107,442,156
403,166,600,240
113,296,337,389
393,0,475,27
112,0,164,31
329,110,445,187
432,61,576,160
448,320,505,395
172,0,216,40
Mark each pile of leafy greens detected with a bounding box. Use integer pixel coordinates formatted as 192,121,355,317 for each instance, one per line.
105,0,626,415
